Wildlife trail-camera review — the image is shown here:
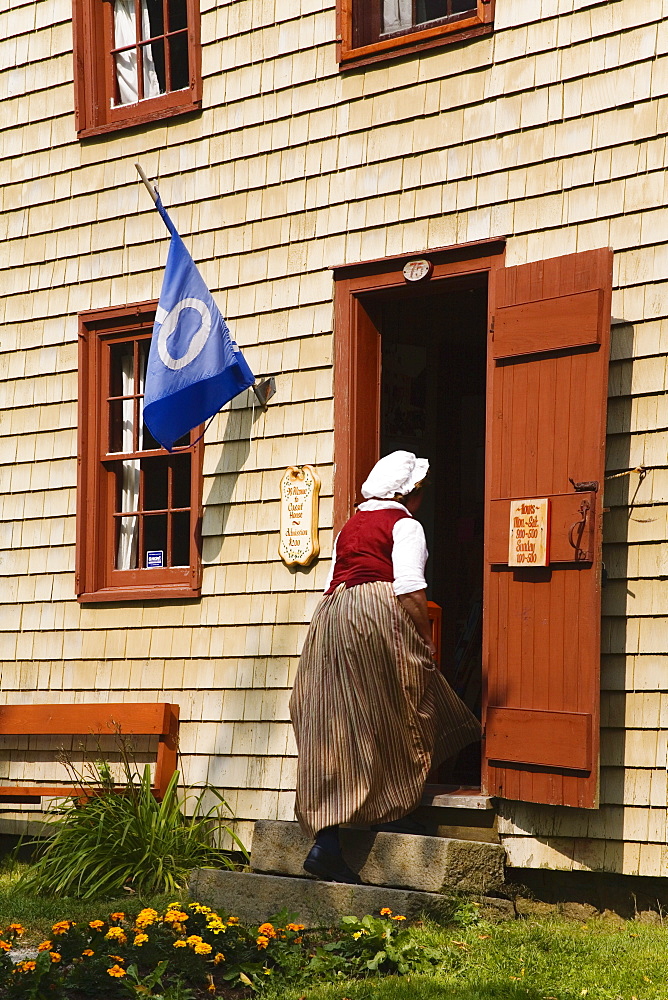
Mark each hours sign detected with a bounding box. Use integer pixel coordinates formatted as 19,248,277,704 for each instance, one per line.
279,465,321,567
508,498,550,567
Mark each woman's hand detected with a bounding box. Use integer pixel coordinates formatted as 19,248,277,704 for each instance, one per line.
397,589,436,659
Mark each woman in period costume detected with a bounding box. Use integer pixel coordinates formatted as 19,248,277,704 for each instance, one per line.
289,450,481,884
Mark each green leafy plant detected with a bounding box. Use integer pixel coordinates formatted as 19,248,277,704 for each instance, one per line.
19,742,248,899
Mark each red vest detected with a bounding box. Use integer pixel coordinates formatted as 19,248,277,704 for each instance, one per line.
326,507,410,594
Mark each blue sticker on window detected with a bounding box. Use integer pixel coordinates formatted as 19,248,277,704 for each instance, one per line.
146,550,164,568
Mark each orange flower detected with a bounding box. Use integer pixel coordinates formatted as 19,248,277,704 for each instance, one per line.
294,936,303,943
108,955,125,962
37,941,52,952
50,953,62,963
391,915,406,921
0,941,11,952
18,960,36,972
214,952,225,964
258,923,276,938
173,940,187,948
109,912,125,922
226,916,239,925
133,933,149,946
82,949,94,957
194,941,212,955
105,927,127,944
380,908,392,917
89,920,104,931
256,935,270,950
51,921,73,935
7,923,24,936
107,964,126,977
287,923,305,932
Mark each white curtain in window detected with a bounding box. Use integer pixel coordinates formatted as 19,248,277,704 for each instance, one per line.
116,352,140,571
383,0,412,33
114,0,161,105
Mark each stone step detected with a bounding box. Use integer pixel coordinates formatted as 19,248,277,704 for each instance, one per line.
249,820,505,894
189,869,456,928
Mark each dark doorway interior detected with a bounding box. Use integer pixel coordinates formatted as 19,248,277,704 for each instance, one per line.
370,275,488,785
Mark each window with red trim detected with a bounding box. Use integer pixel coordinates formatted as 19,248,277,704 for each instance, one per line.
339,0,493,69
77,304,203,603
72,0,201,138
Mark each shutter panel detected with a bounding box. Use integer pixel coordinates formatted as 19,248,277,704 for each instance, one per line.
484,248,613,808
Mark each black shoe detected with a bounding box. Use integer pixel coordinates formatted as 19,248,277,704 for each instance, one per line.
371,817,427,835
303,844,362,884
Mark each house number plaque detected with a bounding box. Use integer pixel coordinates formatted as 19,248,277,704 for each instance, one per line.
508,498,550,567
279,465,320,567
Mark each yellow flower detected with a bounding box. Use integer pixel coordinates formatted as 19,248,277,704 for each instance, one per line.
206,917,226,934
82,949,94,957
133,933,149,947
186,935,203,948
50,953,62,963
391,915,407,921
258,923,276,938
37,941,52,952
380,908,392,917
168,902,182,909
226,916,239,925
352,931,363,939
164,909,189,924
214,952,225,965
105,927,127,944
189,903,212,914
108,955,125,962
287,923,305,932
256,935,270,950
51,920,73,935
194,941,213,955
18,960,36,972
109,912,125,922
135,908,158,929
89,920,105,931
7,923,24,937
0,941,11,952
173,940,187,948
107,964,126,977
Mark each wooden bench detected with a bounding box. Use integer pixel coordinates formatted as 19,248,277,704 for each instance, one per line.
0,703,179,802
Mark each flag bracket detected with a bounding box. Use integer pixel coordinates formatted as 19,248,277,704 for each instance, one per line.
252,377,276,412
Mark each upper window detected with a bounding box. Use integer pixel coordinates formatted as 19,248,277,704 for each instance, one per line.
77,304,203,602
339,0,493,69
72,0,201,137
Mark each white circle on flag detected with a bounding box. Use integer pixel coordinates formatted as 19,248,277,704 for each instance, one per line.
157,297,212,371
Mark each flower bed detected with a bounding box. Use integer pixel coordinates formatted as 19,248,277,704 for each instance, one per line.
0,903,444,998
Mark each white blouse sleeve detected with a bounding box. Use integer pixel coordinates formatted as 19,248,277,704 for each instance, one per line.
323,532,340,592
391,517,428,595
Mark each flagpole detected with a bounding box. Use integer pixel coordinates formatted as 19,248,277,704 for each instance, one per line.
135,163,159,205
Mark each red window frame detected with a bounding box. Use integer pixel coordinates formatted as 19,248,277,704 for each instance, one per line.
338,0,493,70
77,303,203,603
72,0,201,138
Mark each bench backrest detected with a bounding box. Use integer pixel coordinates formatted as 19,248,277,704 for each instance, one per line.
0,703,178,736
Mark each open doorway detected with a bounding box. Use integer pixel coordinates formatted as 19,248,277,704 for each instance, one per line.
363,275,488,786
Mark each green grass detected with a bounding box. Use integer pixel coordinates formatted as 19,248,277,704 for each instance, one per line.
0,865,178,943
262,916,668,1000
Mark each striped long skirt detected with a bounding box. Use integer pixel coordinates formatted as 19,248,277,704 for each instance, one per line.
289,581,482,838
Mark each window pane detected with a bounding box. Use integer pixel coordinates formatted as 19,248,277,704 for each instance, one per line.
113,0,162,104
168,31,189,91
415,0,448,23
110,341,134,397
143,514,168,567
142,459,168,511
116,515,140,569
167,0,187,32
171,453,191,509
171,511,191,566
451,0,476,11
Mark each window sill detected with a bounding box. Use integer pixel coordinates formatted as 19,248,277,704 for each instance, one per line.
339,17,492,71
77,97,201,140
78,583,201,604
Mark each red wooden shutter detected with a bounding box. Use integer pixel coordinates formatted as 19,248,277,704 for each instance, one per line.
484,248,613,808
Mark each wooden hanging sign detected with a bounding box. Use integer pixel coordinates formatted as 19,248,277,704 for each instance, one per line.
279,465,321,567
508,498,550,567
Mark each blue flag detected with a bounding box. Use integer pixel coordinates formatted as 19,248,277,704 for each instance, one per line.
143,197,255,451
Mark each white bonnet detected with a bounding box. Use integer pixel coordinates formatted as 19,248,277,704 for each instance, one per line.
361,450,430,500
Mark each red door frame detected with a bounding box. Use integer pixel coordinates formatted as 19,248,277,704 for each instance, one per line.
332,238,507,795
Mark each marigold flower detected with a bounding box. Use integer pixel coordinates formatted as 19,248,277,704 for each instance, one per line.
133,933,149,947
287,923,305,932
214,952,225,965
392,915,407,921
107,964,126,977
105,927,127,944
7,923,24,936
18,960,36,972
108,955,125,962
207,986,216,995
294,936,303,943
0,941,11,952
380,908,392,916
89,920,105,931
135,908,158,929
37,941,52,952
186,935,203,947
256,935,270,950
258,923,276,938
164,909,189,925
51,920,73,935
194,941,213,955
226,916,239,925
50,953,62,963
189,903,212,914
109,912,125,922
173,940,187,948
206,917,226,934
82,949,94,957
